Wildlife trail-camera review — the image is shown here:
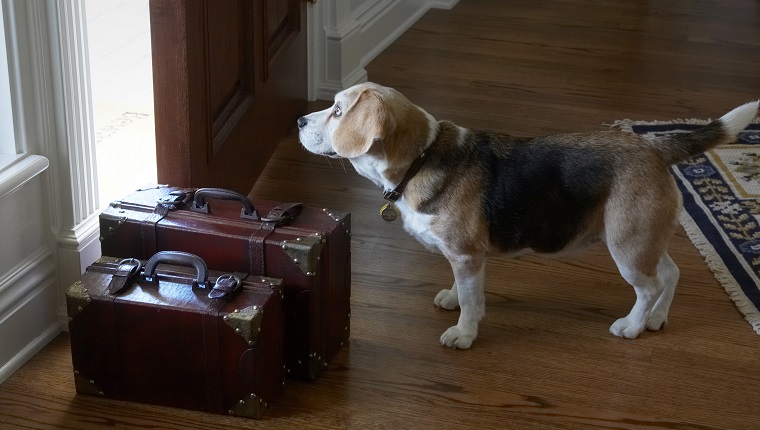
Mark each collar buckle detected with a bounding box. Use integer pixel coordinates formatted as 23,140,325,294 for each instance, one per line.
383,190,402,202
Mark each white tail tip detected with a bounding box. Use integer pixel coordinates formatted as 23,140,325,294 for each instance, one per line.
719,100,759,137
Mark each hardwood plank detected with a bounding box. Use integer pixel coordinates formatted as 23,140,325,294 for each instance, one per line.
2,0,760,428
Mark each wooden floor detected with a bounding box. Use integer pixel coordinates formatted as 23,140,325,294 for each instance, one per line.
3,0,760,428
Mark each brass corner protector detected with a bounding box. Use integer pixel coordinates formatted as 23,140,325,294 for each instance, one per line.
73,370,104,396
223,306,264,346
281,234,323,276
99,212,127,241
229,392,267,419
65,281,91,321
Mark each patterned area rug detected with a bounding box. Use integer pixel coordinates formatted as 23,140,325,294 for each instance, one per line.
614,118,760,334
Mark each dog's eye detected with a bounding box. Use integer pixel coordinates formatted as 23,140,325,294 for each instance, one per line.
332,105,342,117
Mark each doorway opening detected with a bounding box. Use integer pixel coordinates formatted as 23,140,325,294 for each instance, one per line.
85,0,156,206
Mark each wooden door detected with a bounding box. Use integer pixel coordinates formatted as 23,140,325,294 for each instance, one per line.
149,0,307,194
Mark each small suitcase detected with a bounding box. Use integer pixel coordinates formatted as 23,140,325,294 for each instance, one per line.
66,252,285,418
99,185,351,379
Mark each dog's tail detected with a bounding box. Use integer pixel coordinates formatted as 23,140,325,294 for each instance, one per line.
655,100,758,165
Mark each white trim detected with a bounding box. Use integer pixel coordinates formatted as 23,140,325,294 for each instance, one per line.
0,153,49,199
307,0,455,101
0,322,61,384
430,0,459,9
0,246,59,385
48,0,99,226
0,247,55,324
357,0,431,68
0,1,15,154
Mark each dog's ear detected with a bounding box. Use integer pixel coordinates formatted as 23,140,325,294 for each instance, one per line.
332,89,392,158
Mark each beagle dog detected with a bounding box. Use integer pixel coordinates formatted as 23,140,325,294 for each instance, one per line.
298,82,759,349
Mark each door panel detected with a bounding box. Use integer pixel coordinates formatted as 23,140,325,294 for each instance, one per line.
150,0,306,194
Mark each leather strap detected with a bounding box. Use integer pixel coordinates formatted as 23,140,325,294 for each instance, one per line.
383,152,427,202
106,259,141,295
140,189,195,258
202,297,226,413
248,203,303,274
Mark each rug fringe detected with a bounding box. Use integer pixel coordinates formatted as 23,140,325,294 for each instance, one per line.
678,210,760,334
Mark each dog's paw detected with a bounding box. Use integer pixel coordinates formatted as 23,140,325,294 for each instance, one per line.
645,312,668,331
434,288,459,310
440,325,476,349
609,317,645,339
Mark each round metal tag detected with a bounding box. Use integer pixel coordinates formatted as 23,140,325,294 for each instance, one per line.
380,203,398,222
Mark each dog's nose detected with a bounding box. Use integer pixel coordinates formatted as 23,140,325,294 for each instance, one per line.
297,117,307,129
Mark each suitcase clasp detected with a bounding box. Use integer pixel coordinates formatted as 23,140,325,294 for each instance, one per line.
209,274,242,299
156,189,194,210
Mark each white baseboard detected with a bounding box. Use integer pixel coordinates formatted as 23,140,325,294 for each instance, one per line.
309,0,455,101
0,248,61,384
430,0,460,10
0,322,61,384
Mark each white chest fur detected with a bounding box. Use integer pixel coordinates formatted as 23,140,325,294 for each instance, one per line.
396,200,441,253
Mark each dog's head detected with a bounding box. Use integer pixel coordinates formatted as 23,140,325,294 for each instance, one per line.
298,82,436,176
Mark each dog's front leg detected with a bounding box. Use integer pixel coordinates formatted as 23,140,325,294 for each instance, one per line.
439,254,486,349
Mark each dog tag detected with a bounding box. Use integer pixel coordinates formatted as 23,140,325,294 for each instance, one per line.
380,203,398,222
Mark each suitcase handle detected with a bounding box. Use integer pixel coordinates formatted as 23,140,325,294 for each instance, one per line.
191,188,259,221
142,251,209,288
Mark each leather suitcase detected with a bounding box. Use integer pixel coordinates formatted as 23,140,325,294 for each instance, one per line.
66,252,285,418
99,185,351,379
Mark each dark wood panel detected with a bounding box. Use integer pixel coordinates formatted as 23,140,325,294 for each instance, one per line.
150,0,306,195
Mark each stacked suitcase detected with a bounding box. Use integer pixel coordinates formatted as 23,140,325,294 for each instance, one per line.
65,185,351,418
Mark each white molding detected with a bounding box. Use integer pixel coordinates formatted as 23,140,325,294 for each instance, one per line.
430,0,459,9
0,153,49,199
0,321,60,384
0,246,55,323
48,0,100,226
308,0,454,101
357,0,431,68
0,246,59,385
4,0,99,247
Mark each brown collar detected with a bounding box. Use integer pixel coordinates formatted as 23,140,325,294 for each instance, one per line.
383,152,427,202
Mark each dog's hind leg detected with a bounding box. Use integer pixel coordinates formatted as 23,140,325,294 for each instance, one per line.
607,245,680,338
439,254,486,349
608,254,664,339
645,252,679,331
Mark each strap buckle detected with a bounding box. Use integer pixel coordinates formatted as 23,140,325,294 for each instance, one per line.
208,274,242,299
383,190,402,202
156,189,194,210
260,203,303,225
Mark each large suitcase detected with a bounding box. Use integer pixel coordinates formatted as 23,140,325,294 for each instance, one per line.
99,185,351,379
66,252,285,418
